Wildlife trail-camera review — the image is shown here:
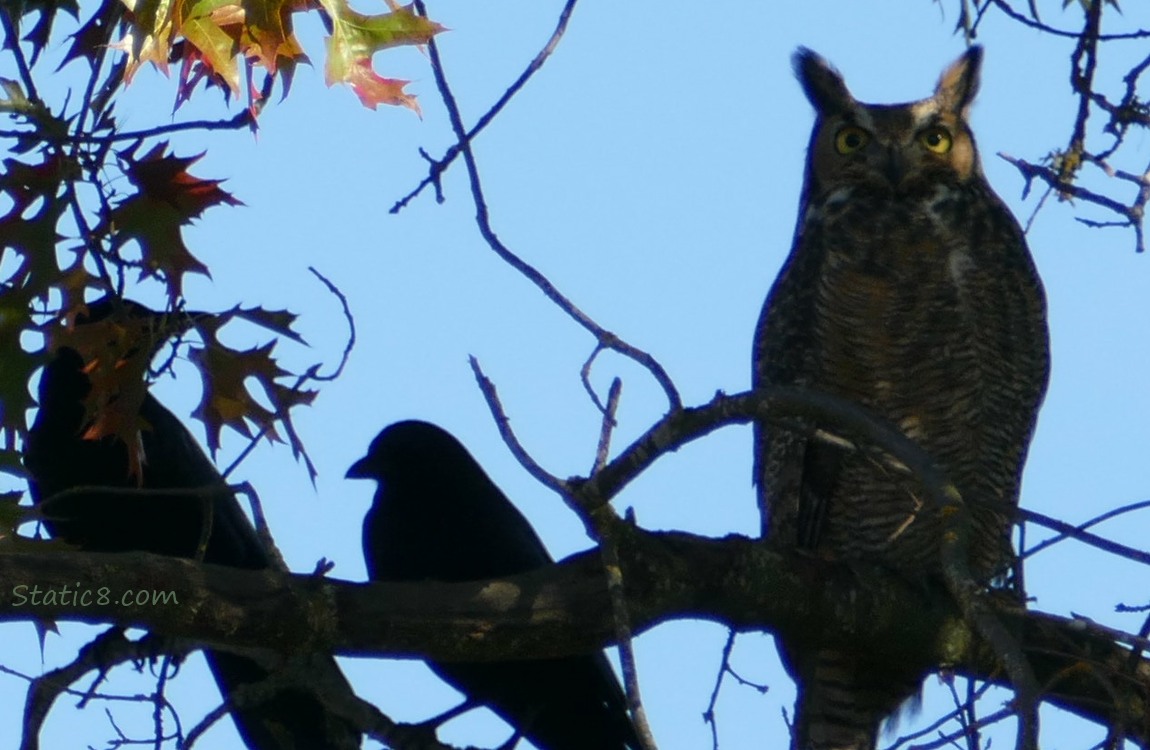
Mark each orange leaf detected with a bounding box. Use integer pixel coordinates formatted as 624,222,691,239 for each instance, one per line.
344,60,418,111
240,0,307,75
321,0,443,112
48,303,194,480
179,2,245,93
113,0,177,82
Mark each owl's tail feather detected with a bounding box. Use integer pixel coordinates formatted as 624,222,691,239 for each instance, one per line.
790,648,925,750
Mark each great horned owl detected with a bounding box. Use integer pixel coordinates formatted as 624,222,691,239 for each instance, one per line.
753,47,1050,750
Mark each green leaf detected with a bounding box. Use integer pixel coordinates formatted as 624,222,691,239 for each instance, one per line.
320,0,443,110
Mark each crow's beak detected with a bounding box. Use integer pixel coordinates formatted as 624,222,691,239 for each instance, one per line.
345,457,372,479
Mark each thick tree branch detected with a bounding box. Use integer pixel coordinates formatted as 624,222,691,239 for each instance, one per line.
1,528,1147,745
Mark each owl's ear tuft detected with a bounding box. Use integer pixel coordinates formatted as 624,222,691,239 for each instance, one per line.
935,46,982,116
793,47,854,115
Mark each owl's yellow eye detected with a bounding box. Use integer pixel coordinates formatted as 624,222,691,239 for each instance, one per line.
919,127,953,154
834,126,870,155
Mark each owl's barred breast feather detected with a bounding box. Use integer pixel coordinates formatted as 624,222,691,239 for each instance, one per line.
754,46,1049,750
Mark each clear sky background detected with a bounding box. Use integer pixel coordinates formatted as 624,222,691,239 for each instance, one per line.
3,1,1149,748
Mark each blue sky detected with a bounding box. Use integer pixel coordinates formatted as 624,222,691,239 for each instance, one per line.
3,1,1149,748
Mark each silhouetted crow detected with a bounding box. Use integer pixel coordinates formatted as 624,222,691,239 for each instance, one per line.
347,419,641,750
24,297,361,750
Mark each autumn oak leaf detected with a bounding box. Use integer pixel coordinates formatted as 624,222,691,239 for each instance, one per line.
321,0,443,111
46,304,195,480
238,0,307,75
11,0,81,66
105,143,241,300
0,489,35,545
60,0,124,71
113,0,178,82
189,340,316,456
115,0,308,101
219,305,308,345
343,60,417,111
0,288,43,444
184,308,316,472
0,155,72,298
124,143,241,218
110,199,211,301
106,0,442,112
178,1,245,94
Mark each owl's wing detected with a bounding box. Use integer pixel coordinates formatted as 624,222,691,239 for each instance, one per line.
753,228,845,550
757,396,847,552
794,439,844,550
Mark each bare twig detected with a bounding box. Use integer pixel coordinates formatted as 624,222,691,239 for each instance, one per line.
150,654,177,750
469,355,566,494
592,378,623,473
11,629,190,750
1068,0,1103,160
1019,507,1150,567
999,154,1133,217
591,514,658,750
414,0,682,410
703,630,737,750
701,630,769,750
886,706,1013,750
0,115,253,145
233,481,289,572
985,0,1150,40
950,677,981,750
1000,152,1145,253
1050,612,1150,654
304,266,357,383
63,112,255,144
427,355,661,748
1021,499,1150,561
391,0,581,213
886,679,995,750
1021,183,1055,235
581,343,610,414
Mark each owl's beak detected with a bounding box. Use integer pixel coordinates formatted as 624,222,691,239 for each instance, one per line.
883,147,907,187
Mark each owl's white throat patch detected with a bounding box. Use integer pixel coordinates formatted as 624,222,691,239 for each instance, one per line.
924,185,963,236
805,187,852,227
824,187,853,207
948,246,973,286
